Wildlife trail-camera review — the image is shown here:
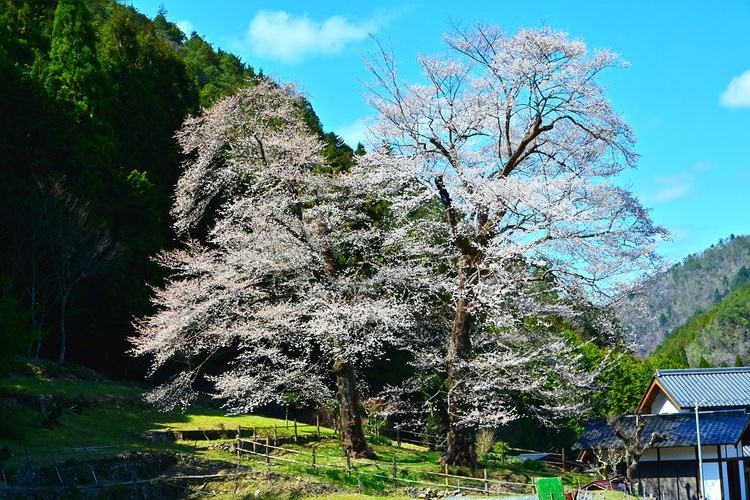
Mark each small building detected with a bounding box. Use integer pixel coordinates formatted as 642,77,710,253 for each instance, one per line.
577,367,750,500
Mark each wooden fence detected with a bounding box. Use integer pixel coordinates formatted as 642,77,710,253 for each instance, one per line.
233,437,537,497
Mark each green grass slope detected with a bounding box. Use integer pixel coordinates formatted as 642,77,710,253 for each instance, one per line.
0,360,322,464
0,359,612,498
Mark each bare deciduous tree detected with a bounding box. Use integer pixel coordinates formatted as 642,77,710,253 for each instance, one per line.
6,179,57,358
43,180,117,363
5,177,116,363
593,415,665,492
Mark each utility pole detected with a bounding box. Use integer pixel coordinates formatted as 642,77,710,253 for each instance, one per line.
695,400,706,499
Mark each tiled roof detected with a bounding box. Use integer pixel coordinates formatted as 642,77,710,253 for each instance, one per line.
655,367,750,409
575,410,750,450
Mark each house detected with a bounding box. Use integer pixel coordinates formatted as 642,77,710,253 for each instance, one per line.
576,367,750,500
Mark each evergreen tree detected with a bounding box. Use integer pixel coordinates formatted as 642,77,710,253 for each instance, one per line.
45,0,102,119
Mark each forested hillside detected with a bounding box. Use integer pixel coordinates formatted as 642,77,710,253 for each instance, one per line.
651,278,750,367
0,0,353,378
615,235,750,356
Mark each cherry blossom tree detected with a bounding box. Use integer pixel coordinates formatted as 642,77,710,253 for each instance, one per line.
363,24,667,466
131,80,415,458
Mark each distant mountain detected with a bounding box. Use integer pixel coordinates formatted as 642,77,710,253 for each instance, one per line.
651,279,750,367
615,234,750,357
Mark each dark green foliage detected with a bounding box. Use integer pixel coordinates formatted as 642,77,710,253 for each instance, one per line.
45,0,103,119
566,328,681,418
0,0,362,378
182,32,256,107
732,265,750,288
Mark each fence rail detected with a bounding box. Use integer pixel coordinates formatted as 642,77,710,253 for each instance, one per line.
233,438,537,497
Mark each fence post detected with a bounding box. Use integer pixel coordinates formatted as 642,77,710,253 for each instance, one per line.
484,468,488,493
237,425,242,439
392,456,397,484
312,446,316,470
234,453,241,496
265,436,270,465
82,443,98,485
316,413,320,438
444,463,449,487
346,449,352,477
397,427,401,448
273,425,278,446
294,419,298,443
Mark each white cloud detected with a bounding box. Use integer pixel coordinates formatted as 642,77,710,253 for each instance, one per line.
176,20,194,36
644,161,716,204
651,183,692,203
245,11,381,63
720,70,750,108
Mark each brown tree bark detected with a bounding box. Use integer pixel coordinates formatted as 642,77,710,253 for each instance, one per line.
333,359,376,459
442,294,477,467
435,175,482,467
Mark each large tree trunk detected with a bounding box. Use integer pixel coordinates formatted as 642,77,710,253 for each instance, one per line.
442,295,476,467
333,359,376,459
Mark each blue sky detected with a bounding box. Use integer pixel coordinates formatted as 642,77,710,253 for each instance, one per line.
124,0,750,263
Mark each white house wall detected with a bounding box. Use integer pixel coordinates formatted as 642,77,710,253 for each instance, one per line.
659,447,698,461
640,448,659,461
639,446,726,461
701,446,719,460
640,447,697,462
652,392,680,414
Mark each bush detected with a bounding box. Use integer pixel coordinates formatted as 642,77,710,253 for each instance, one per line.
368,434,390,445
520,459,547,472
475,428,496,456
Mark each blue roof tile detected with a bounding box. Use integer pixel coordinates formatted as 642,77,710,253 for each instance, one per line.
655,367,750,410
576,410,750,450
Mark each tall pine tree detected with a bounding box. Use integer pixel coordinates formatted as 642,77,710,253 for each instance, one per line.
45,0,102,120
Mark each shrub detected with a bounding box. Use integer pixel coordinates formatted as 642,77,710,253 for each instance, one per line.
475,428,496,457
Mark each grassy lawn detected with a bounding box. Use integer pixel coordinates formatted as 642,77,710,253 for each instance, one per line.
0,360,603,498
156,407,334,438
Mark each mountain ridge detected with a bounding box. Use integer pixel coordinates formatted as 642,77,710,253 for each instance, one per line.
616,234,750,359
